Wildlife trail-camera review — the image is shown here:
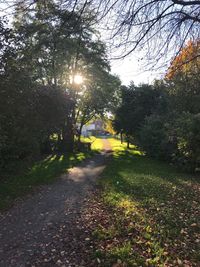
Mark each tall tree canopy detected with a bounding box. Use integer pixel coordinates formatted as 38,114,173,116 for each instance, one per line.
1,0,199,66
104,0,200,60
166,40,200,114
114,83,165,147
0,0,121,169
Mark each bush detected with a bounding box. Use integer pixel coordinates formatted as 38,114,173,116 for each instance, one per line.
0,70,69,170
172,113,200,172
138,115,173,160
138,113,200,172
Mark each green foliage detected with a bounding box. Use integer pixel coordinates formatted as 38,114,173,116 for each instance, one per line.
0,70,37,165
13,1,120,149
0,2,120,171
0,67,69,168
114,83,166,137
114,74,200,171
137,111,200,171
172,113,200,171
139,115,173,160
76,73,121,139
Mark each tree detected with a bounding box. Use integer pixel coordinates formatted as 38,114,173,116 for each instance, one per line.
76,72,121,142
10,1,119,152
114,83,163,148
166,40,200,79
166,40,200,114
172,112,200,171
139,115,173,160
0,65,69,168
0,0,121,165
100,0,200,65
104,117,116,135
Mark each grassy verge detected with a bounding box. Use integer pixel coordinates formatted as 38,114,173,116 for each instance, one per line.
0,137,105,211
0,150,95,211
93,138,200,266
80,136,104,151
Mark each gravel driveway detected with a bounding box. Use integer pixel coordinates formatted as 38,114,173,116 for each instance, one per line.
0,139,111,267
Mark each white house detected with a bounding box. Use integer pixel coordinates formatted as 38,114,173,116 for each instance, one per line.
78,120,104,136
81,123,95,136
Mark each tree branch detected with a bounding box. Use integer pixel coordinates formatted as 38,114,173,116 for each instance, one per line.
171,0,200,6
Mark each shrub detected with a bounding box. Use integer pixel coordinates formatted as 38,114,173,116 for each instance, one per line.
0,70,68,170
138,115,173,160
172,113,200,172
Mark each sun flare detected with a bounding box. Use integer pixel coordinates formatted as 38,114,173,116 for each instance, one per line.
73,74,83,85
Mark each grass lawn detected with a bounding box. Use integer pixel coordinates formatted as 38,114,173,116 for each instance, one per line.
93,138,200,266
81,136,104,151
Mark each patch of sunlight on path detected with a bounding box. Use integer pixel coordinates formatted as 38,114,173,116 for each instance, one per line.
101,138,112,151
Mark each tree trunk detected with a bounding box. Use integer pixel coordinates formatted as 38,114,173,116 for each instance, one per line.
62,119,74,152
41,135,52,154
57,131,62,152
78,122,84,143
120,131,123,144
127,135,130,149
52,37,57,87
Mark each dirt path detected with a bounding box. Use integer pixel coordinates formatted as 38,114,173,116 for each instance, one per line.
101,138,112,152
0,139,112,267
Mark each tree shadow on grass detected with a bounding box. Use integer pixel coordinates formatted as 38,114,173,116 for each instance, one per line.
107,150,200,211
0,151,93,210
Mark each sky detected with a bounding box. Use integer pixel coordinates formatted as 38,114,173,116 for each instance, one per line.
99,22,166,86
110,56,164,86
